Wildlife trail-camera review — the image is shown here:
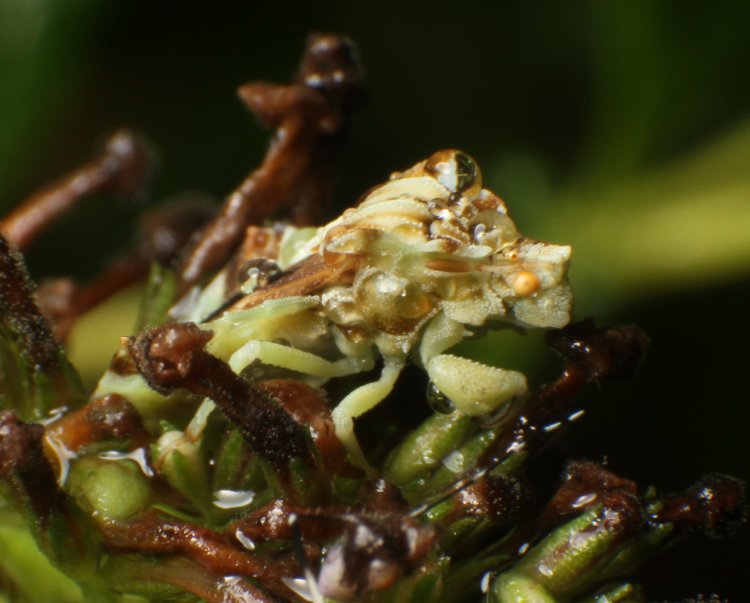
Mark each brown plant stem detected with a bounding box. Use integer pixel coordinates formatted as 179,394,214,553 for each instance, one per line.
178,33,364,287
127,323,315,477
0,129,153,251
100,517,298,581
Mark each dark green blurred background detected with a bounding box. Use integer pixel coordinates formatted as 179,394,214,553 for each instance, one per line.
1,1,749,599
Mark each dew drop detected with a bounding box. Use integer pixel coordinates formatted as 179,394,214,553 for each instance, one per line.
478,396,516,428
282,577,317,602
99,447,154,477
374,272,404,296
238,258,281,293
426,381,455,414
428,199,452,220
537,563,553,577
472,223,486,242
442,449,465,473
234,528,256,550
213,488,256,509
480,571,492,594
44,434,76,486
571,492,597,509
38,406,68,426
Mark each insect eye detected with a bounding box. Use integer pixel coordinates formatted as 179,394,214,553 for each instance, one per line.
426,150,481,195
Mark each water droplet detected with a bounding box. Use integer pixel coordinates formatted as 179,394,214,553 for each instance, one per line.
442,449,465,473
473,223,486,241
213,488,255,509
517,542,530,555
568,409,585,422
99,447,154,477
282,577,317,602
238,258,281,293
428,199,453,220
426,381,454,414
234,528,256,550
374,272,404,296
571,493,597,509
478,396,516,427
38,406,68,426
44,434,76,486
480,571,492,593
505,440,526,455
537,563,553,577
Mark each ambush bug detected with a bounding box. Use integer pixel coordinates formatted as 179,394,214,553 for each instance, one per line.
99,149,572,470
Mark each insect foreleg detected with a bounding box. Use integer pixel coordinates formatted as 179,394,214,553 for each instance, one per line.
228,340,374,383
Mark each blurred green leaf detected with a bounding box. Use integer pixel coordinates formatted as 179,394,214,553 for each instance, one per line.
0,507,83,603
550,117,750,316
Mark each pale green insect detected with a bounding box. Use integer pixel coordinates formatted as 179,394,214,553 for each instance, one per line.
96,150,572,471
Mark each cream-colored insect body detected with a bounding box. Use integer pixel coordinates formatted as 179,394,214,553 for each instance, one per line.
97,150,572,470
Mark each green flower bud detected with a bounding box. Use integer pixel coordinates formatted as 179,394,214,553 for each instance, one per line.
68,456,150,520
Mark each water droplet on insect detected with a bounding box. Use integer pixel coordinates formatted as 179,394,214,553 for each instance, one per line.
428,199,452,220
374,272,404,296
238,258,281,294
213,488,256,509
426,381,454,414
473,223,486,242
99,447,154,477
478,396,517,428
238,267,261,294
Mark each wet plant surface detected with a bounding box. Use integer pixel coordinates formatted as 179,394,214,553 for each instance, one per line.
1,30,748,603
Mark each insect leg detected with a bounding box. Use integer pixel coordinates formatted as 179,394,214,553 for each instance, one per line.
228,340,373,382
331,355,405,472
